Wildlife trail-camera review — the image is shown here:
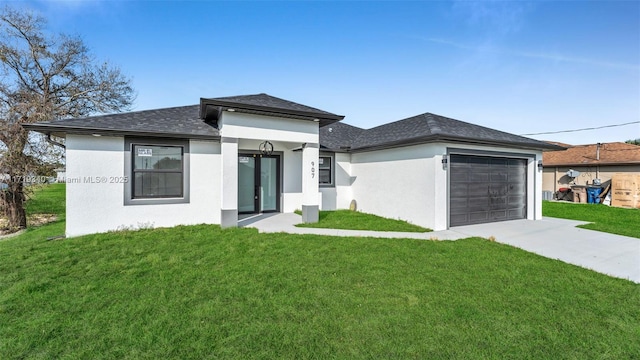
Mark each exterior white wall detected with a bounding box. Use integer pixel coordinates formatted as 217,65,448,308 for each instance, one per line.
221,139,238,210
350,144,441,230
220,112,318,144
345,142,542,231
320,152,353,210
65,134,220,237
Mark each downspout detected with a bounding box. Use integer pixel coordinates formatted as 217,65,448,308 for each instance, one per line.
45,133,65,149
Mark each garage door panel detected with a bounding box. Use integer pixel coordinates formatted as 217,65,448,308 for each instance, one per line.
489,197,507,209
450,154,527,227
469,171,490,182
450,167,470,180
467,157,490,166
450,213,469,224
468,183,489,195
508,208,526,218
490,173,508,182
508,184,526,194
468,212,490,222
468,197,488,207
490,210,508,220
449,198,468,210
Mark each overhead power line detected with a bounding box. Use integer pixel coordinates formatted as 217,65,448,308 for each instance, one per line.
521,121,640,136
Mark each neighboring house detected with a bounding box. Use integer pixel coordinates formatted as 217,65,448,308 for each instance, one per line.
24,93,559,237
542,142,640,192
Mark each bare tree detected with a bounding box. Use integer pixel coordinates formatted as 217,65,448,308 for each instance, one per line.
0,7,134,231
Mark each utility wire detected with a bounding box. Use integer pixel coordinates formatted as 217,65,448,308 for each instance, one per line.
521,121,640,136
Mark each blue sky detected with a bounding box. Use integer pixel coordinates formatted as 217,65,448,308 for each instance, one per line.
13,0,640,144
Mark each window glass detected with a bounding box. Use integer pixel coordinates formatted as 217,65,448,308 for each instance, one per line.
132,144,183,198
134,146,182,170
319,156,332,185
134,173,182,198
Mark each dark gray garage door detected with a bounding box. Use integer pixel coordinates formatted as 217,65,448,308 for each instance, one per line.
449,154,527,226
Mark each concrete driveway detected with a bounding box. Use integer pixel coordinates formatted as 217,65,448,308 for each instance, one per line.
452,217,640,283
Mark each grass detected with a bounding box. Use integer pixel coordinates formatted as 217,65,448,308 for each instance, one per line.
0,185,638,358
543,201,640,239
25,183,66,217
295,209,431,232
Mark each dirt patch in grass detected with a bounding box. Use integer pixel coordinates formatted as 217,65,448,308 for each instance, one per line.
0,214,58,236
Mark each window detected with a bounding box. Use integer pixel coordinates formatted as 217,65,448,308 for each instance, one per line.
124,138,190,205
133,145,183,198
319,155,333,186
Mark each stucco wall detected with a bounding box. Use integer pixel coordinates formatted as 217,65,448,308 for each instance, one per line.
346,143,542,231
349,144,441,230
220,112,318,144
543,165,640,192
320,152,353,210
65,135,220,237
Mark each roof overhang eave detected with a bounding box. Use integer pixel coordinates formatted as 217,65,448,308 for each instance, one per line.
346,134,560,153
200,98,345,126
22,123,221,141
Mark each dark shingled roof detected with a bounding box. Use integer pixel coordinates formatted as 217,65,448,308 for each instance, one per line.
200,93,344,127
23,93,560,152
23,93,344,138
23,105,219,139
319,112,562,151
207,93,339,117
319,122,366,150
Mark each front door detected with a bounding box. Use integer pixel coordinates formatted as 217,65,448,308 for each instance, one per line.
238,154,280,214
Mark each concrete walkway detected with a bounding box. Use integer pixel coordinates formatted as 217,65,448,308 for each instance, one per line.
239,213,640,283
238,212,466,240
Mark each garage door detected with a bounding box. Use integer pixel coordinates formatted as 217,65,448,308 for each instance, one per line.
449,154,527,226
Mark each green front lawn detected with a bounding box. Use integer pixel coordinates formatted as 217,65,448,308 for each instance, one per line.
543,201,640,238
0,186,638,358
25,183,66,217
295,209,431,232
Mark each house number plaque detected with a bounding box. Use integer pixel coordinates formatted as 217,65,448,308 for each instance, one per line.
311,161,315,178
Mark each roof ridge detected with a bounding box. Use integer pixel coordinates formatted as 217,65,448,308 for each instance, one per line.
423,113,442,134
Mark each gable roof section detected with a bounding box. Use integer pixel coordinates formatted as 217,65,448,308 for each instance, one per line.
200,93,344,127
543,142,640,166
23,105,219,139
320,112,561,152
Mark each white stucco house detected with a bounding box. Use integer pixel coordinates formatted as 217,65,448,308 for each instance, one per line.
24,93,561,237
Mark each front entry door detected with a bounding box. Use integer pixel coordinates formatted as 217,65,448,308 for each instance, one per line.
238,154,280,214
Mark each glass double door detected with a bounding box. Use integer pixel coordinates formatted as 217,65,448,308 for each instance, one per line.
238,154,280,214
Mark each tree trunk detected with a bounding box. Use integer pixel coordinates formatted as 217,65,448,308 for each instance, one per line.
1,180,27,231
